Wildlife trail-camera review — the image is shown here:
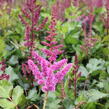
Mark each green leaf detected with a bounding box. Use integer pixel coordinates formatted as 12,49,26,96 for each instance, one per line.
12,86,25,105
102,35,109,42
103,79,109,93
102,48,109,56
85,89,108,102
65,35,78,45
45,92,61,109
27,88,39,101
0,99,15,109
8,55,18,65
0,80,13,98
5,66,19,82
83,102,96,109
86,58,105,73
78,66,89,77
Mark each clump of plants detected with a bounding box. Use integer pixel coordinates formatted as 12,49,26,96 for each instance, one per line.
1,0,109,109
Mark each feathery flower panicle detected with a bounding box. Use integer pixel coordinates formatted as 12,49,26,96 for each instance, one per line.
50,59,67,71
28,51,72,92
55,63,72,83
19,0,48,49
80,13,97,54
32,51,50,66
41,13,64,62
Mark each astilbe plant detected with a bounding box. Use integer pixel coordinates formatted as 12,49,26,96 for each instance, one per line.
19,0,48,54
28,51,72,109
73,0,97,54
80,10,97,54
19,0,48,77
42,9,68,100
27,8,72,108
81,0,109,35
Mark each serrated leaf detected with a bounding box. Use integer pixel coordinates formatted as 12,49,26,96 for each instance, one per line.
86,58,105,73
47,99,61,109
85,89,108,102
0,80,13,98
45,92,61,109
27,88,39,101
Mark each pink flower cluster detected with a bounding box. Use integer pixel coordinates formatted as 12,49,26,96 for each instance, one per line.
41,15,63,62
0,74,9,80
0,60,6,72
28,51,72,92
22,63,31,75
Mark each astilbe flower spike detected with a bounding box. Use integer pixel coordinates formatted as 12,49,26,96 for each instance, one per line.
41,13,64,62
28,51,72,92
80,13,97,54
19,0,48,53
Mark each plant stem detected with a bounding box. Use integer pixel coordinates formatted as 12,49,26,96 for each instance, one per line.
43,92,48,109
106,8,109,35
74,78,77,99
60,81,66,100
